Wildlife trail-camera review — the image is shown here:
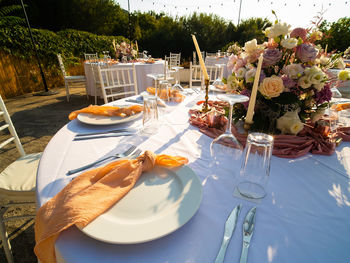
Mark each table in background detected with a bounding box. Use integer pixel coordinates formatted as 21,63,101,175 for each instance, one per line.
328,68,350,98
84,61,165,97
36,94,350,263
205,56,230,78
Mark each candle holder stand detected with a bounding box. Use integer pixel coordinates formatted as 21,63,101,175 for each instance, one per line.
202,79,210,113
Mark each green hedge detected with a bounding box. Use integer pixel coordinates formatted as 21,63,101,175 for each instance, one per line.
0,25,129,69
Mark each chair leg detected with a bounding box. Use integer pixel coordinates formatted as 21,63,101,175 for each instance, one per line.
0,209,14,263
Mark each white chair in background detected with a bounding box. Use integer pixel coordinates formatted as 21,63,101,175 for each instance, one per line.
0,95,42,263
189,62,203,89
206,65,224,84
147,59,174,92
84,53,98,61
193,51,205,65
169,52,181,68
57,54,87,102
98,65,138,104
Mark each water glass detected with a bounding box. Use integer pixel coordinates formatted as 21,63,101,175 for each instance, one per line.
236,132,274,199
142,95,158,135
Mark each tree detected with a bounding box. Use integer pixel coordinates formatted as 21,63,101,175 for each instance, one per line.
319,17,350,52
0,0,24,27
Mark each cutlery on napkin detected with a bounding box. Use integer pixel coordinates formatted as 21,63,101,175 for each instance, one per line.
239,207,257,263
215,204,242,263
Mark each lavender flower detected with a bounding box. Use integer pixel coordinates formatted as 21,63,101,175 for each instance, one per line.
263,48,282,67
240,89,251,109
314,83,332,104
296,44,318,63
281,75,297,89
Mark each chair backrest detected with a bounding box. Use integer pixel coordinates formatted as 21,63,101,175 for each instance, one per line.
189,62,203,89
193,51,205,65
0,95,25,157
57,54,67,77
206,65,224,83
84,53,98,61
98,65,138,104
169,52,181,67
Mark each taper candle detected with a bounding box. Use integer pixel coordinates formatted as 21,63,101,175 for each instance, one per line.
245,53,264,124
191,34,209,81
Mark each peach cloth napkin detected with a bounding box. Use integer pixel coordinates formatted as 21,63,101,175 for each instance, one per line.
35,151,188,263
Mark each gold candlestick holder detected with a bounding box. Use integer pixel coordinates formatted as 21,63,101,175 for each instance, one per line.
202,78,210,113
244,121,253,134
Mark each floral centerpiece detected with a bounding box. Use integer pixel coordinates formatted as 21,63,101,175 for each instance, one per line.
113,41,138,62
226,21,341,135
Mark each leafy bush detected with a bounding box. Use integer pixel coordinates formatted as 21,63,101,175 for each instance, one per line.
0,25,129,69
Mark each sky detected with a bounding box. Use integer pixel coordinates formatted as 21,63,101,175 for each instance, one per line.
116,0,349,29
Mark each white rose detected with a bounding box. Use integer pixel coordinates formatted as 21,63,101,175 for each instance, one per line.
276,110,304,135
308,71,326,85
244,39,258,54
283,64,304,79
267,22,291,38
259,75,284,98
245,68,256,83
298,76,311,89
236,67,246,78
319,55,330,65
281,38,298,49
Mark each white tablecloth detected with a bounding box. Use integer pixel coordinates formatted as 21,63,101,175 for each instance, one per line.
84,61,165,96
205,56,230,79
36,94,350,263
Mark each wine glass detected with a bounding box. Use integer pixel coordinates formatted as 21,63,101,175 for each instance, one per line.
210,94,249,168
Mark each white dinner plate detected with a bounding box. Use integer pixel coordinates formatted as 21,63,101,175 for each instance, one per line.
77,111,142,125
209,85,226,93
79,165,202,244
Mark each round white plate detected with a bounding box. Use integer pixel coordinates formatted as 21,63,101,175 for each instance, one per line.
77,112,142,125
80,165,202,244
209,85,226,93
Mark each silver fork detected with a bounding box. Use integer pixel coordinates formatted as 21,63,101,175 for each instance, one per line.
67,145,137,175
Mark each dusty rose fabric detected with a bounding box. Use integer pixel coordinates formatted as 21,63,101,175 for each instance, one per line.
34,151,188,263
190,109,350,158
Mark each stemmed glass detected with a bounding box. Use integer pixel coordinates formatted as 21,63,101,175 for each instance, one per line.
210,94,249,167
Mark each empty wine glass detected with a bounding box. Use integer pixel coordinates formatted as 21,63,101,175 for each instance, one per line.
210,94,249,168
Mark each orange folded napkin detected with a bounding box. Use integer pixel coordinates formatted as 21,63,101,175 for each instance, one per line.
332,102,350,112
34,151,188,263
68,105,143,120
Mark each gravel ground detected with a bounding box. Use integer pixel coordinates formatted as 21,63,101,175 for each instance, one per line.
0,87,99,262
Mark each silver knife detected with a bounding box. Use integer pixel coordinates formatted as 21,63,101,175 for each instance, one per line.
239,207,257,263
75,128,133,137
73,132,134,140
214,204,242,263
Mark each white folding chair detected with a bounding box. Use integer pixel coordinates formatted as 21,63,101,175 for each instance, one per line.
189,62,203,89
98,65,139,104
169,52,181,68
193,51,205,65
57,54,88,102
0,95,41,263
206,65,224,84
84,53,98,61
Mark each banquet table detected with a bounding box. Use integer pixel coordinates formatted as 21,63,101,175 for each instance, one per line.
84,60,165,96
36,93,350,263
205,56,230,79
